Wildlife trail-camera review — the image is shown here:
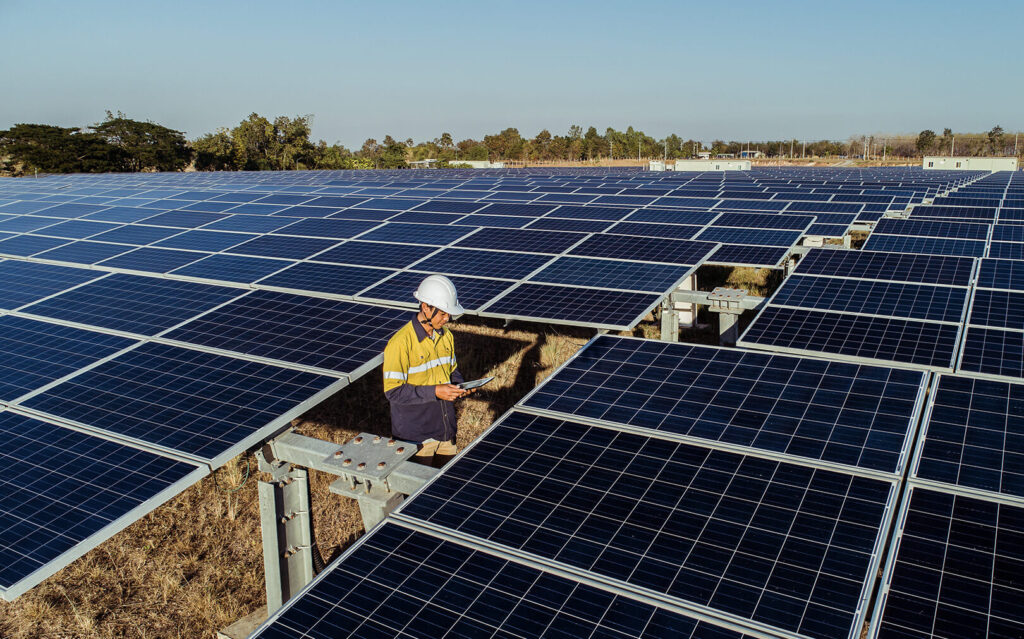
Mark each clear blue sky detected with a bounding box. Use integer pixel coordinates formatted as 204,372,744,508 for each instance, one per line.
1,0,1020,148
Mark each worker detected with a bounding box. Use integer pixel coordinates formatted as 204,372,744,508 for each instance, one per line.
382,274,473,468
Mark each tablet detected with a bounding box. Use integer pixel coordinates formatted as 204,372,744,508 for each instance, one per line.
456,376,494,390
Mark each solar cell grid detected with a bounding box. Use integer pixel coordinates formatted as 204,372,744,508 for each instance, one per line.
0,234,71,256
544,204,634,220
770,275,968,323
605,221,702,240
170,253,293,284
255,262,395,296
476,202,557,217
356,222,475,245
358,272,513,311
201,215,299,233
741,306,961,370
399,410,895,639
152,230,252,252
267,217,379,239
705,244,788,268
252,522,752,639
413,199,487,214
34,240,135,265
711,213,815,231
454,227,587,254
409,247,552,280
164,290,407,373
88,223,182,245
987,242,1024,261
139,210,227,228
0,260,105,310
523,217,614,232
481,283,662,329
872,219,991,241
0,411,205,600
528,257,692,293
524,335,925,473
223,234,340,260
31,219,121,239
795,250,974,286
957,327,1024,380
626,209,721,225
695,227,803,247
313,241,438,268
0,315,136,402
96,247,208,273
19,342,339,464
862,235,987,258
569,234,716,266
977,258,1024,291
871,488,1024,639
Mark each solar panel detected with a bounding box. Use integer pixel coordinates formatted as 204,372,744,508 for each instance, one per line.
138,210,227,228
770,275,969,323
711,212,815,230
96,247,208,273
478,202,557,217
170,253,293,284
741,306,961,370
968,289,1024,330
977,258,1024,291
19,342,341,465
80,206,164,223
705,244,789,268
312,240,439,268
523,334,926,473
606,221,702,239
398,410,895,639
873,219,991,241
252,522,752,639
201,214,300,233
545,204,634,220
358,272,514,311
386,210,463,225
0,260,105,310
862,235,987,258
356,222,475,245
569,235,717,266
871,488,1024,639
87,223,183,245
223,234,340,260
907,205,997,220
29,203,110,218
410,247,553,280
454,228,587,254
0,234,71,256
694,228,802,247
480,284,662,329
32,219,121,239
0,216,63,233
795,250,974,286
626,209,721,225
0,410,206,601
528,256,692,293
987,241,1024,261
957,327,1024,380
34,240,135,265
268,218,379,239
255,262,395,296
21,273,245,335
0,315,136,402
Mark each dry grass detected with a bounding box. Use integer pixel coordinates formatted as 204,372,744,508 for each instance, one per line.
0,317,591,639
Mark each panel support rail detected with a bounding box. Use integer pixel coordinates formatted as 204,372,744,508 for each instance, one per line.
660,287,765,345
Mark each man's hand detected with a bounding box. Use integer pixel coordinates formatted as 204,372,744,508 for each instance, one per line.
435,384,468,401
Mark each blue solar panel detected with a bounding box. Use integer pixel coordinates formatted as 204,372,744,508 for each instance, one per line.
88,224,182,245
606,221,702,239
223,234,340,260
991,225,1024,243
21,342,339,464
304,196,370,209
806,224,851,237
201,215,300,233
359,272,513,311
705,244,788,267
987,241,1024,261
712,212,815,230
32,220,121,239
0,316,135,402
528,256,691,292
873,488,1024,639
863,235,987,258
977,258,1024,291
482,283,661,328
969,289,1024,330
275,205,342,218
454,227,586,254
170,254,293,283
255,262,395,296
0,260,105,310
401,410,894,639
545,204,633,220
152,230,252,252
958,327,1024,379
34,240,134,264
413,199,488,214
164,290,407,373
349,197,424,211
771,275,969,323
411,247,552,279
356,222,475,245
0,201,59,214
696,227,802,247
22,274,245,335
569,235,716,265
477,202,557,217
30,203,109,219
741,306,961,370
525,335,925,473
313,241,438,268
873,219,991,240
524,217,613,232
0,234,71,256
177,200,241,213
79,205,163,223
796,250,974,286
139,210,227,228
96,247,208,273
0,216,63,233
252,522,751,639
0,411,205,599
914,375,1024,499
908,205,997,220
267,218,379,239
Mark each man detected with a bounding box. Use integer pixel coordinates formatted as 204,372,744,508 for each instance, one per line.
382,275,473,468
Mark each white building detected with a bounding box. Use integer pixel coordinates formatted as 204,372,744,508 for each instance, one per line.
923,156,1018,171
671,159,751,171
449,160,505,169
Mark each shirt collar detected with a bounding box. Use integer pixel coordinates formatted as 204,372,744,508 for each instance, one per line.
412,313,444,342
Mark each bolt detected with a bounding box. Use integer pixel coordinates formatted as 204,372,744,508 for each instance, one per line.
396,446,405,454
279,517,288,524
377,462,386,469
342,458,352,466
357,462,366,470
354,436,363,444
373,436,381,443
387,438,395,446
333,450,343,458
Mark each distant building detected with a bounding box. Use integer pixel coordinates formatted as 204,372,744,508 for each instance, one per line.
923,156,1018,171
696,151,712,159
448,160,506,169
408,159,438,168
715,153,736,159
739,150,763,159
648,160,667,171
671,159,751,171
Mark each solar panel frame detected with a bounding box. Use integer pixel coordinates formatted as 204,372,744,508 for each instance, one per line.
478,283,666,331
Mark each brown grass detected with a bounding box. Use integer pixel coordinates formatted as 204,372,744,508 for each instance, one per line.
0,317,592,639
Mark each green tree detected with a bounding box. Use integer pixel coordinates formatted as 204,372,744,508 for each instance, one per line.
583,126,604,159
378,135,408,168
0,123,124,174
232,113,277,170
92,111,192,171
916,130,936,155
192,128,236,170
988,125,1005,155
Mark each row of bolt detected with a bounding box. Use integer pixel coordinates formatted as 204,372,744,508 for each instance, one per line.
332,436,406,470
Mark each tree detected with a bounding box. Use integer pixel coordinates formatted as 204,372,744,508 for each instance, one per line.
583,126,604,160
91,111,192,171
0,123,125,174
378,135,408,168
439,132,453,151
192,128,236,170
988,125,1005,155
232,113,277,170
916,130,936,155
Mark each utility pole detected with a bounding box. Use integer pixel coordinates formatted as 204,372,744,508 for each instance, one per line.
882,138,887,162
1014,132,1018,155
802,140,805,159
638,139,641,163
664,139,667,161
790,140,793,158
951,136,955,156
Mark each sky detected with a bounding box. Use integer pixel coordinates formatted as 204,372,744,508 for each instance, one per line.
1,0,1021,148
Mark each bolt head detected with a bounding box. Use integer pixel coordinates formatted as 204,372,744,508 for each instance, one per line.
353,436,363,444
333,450,343,458
387,438,396,446
372,436,381,443
396,446,405,454
357,462,366,470
342,458,352,466
377,461,386,469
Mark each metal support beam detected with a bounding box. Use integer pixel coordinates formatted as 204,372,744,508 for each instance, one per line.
258,469,314,615
719,313,740,346
668,290,765,311
660,303,679,342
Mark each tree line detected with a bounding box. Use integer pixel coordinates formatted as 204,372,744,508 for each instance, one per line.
0,112,1019,175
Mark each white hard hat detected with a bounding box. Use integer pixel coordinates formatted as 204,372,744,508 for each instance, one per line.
414,274,465,316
